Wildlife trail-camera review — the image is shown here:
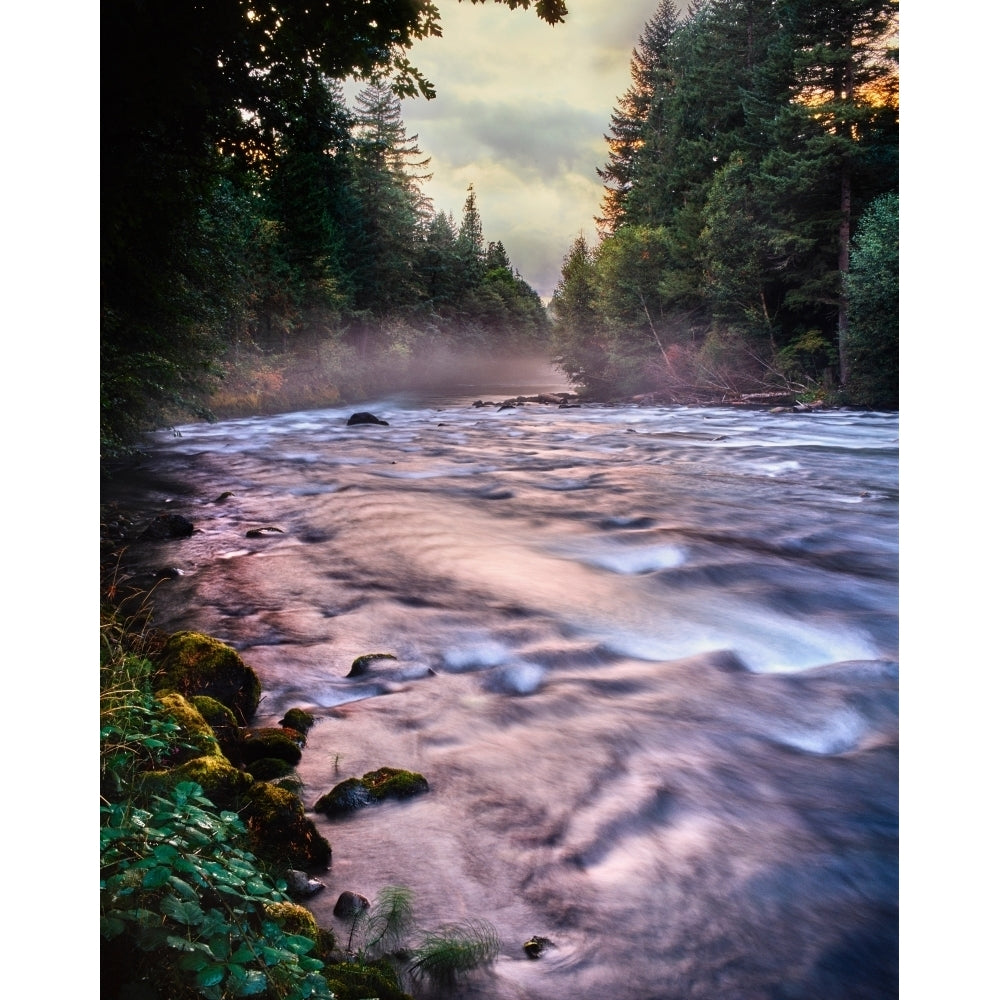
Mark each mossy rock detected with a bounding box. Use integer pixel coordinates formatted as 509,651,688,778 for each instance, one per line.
262,901,321,943
347,652,397,678
190,694,241,758
262,901,336,958
279,707,315,735
241,727,304,766
246,756,296,781
155,691,222,762
314,767,429,818
190,694,238,731
154,631,261,725
138,753,254,808
323,959,413,1000
242,781,332,870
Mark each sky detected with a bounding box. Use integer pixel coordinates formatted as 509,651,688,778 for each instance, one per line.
381,0,666,300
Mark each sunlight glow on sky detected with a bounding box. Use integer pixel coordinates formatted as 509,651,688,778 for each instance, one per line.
394,1,662,299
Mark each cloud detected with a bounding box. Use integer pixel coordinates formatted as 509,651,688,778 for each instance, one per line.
390,0,662,297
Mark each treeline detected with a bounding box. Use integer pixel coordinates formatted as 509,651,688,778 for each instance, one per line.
102,2,562,459
550,0,899,409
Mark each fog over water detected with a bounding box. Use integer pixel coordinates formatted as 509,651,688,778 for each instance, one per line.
108,382,898,999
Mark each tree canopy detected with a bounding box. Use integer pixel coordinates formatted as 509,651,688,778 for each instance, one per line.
554,0,898,406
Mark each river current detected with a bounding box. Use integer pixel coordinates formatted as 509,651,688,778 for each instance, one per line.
106,383,898,999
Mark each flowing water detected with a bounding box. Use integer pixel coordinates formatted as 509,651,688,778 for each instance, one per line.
106,383,898,999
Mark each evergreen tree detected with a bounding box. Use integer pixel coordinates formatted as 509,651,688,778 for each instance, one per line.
457,184,487,280
770,0,899,384
845,192,898,409
550,235,611,394
350,80,433,319
597,0,683,234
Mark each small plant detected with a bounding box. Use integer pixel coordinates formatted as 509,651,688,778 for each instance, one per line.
408,919,501,991
349,886,416,959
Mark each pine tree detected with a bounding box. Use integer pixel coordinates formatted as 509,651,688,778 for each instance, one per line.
597,1,683,234
350,80,433,317
770,0,899,385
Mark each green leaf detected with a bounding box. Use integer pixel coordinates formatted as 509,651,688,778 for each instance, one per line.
168,875,200,901
284,934,316,955
244,879,272,896
142,866,172,889
208,935,231,960
195,964,226,988
161,895,203,925
234,969,268,996
100,915,125,938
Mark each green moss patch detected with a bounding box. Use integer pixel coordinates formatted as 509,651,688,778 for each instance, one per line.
155,691,221,761
243,782,333,870
279,707,316,734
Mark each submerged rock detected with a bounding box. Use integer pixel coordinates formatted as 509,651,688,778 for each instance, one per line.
246,525,284,538
280,708,316,734
523,935,553,959
347,411,389,426
139,512,195,540
347,652,398,678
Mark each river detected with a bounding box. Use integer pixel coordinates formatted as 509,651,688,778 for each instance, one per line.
105,382,898,999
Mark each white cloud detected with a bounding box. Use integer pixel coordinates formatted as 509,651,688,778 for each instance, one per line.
393,0,661,296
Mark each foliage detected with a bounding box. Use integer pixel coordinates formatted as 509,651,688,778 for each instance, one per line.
845,192,898,408
101,783,332,1000
102,2,564,458
562,0,899,404
101,617,333,999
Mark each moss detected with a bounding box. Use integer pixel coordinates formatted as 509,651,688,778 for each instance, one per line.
154,631,261,725
323,960,413,1000
363,766,430,800
190,694,238,730
155,692,222,761
241,728,304,766
138,753,254,807
190,694,241,759
246,756,295,781
263,901,321,942
314,767,429,818
242,781,332,871
279,707,315,734
347,652,397,678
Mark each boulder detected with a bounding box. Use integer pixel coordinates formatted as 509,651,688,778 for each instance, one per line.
333,890,371,919
285,870,327,899
154,631,262,725
347,411,389,426
241,727,305,766
314,767,430,818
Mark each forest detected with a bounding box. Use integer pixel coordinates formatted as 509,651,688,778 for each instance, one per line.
101,0,898,461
